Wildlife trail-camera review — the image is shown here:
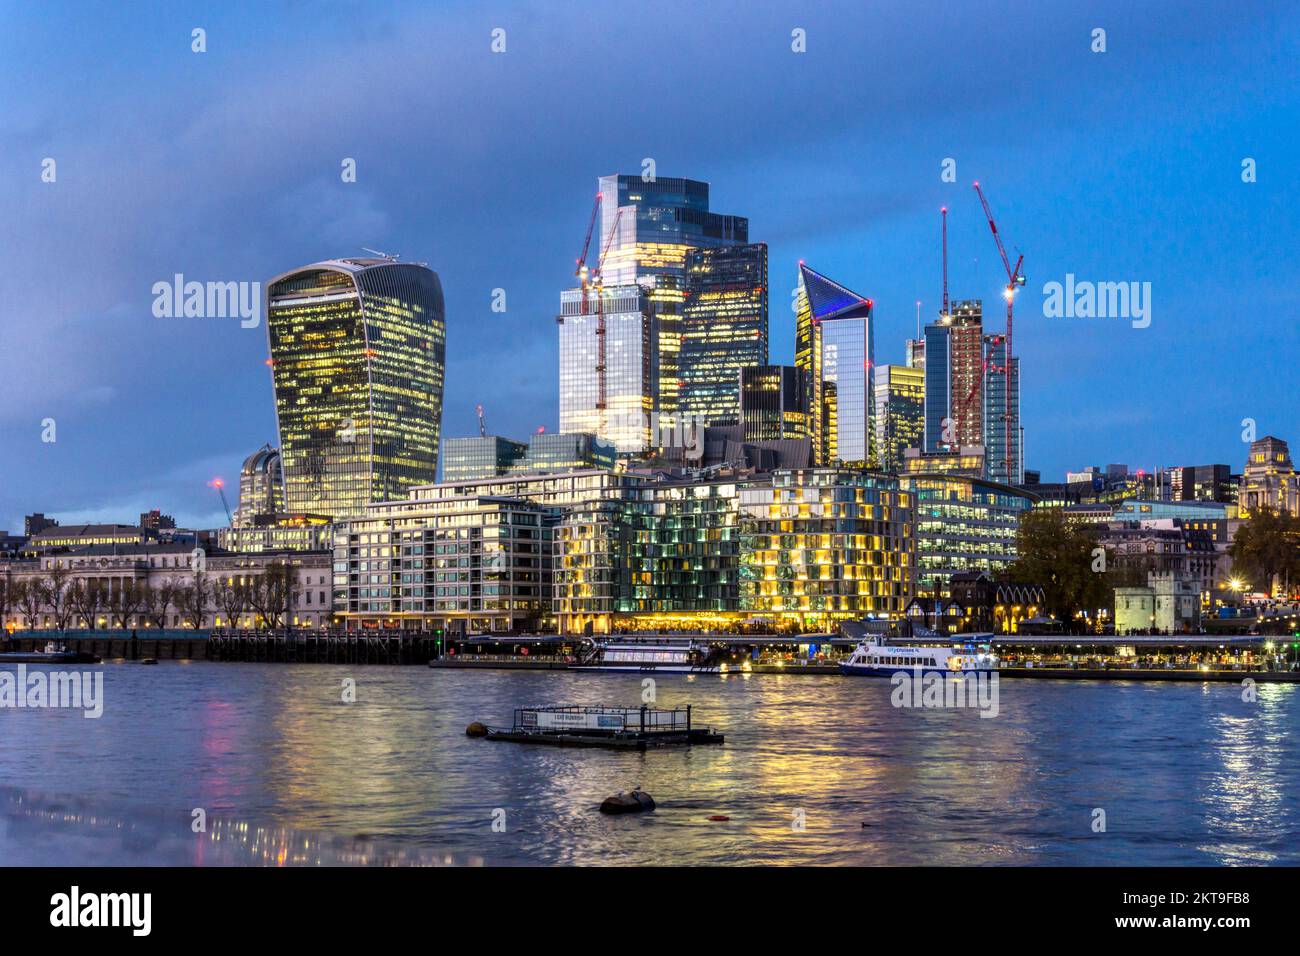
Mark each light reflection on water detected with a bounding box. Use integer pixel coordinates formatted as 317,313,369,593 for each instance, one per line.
0,662,1295,865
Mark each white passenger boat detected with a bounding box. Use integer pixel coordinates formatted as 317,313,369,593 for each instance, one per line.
840,635,998,677
573,638,721,674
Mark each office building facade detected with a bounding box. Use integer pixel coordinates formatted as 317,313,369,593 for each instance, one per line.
557,284,654,453
234,444,284,527
982,334,1023,485
679,243,769,425
874,365,925,474
443,436,528,483
739,365,810,441
593,174,750,425
902,473,1036,596
267,258,446,520
794,264,875,467
922,299,982,453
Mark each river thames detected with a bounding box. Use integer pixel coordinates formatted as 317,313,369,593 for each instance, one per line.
1,662,1296,865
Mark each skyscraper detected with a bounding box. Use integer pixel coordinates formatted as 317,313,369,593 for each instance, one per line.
594,174,749,425
982,334,1023,485
234,443,284,526
739,365,809,441
874,365,925,474
266,257,446,520
922,299,982,453
558,284,654,453
793,264,875,467
679,243,769,425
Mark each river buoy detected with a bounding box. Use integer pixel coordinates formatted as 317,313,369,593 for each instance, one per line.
599,790,656,814
465,721,489,738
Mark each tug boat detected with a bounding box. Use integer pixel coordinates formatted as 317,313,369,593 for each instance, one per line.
573,637,722,674
840,635,997,677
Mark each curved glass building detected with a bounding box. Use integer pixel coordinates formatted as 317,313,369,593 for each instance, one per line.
266,258,446,520
234,443,284,526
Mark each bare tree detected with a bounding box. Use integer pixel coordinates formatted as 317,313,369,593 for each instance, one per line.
39,566,75,633
213,576,252,630
0,569,13,629
68,578,108,630
108,578,147,629
247,563,293,630
141,579,180,630
16,579,42,629
175,574,210,630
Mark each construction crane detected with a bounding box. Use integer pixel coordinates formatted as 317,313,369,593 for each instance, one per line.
210,477,234,526
590,207,624,424
972,181,1025,481
574,193,602,315
476,404,487,437
941,206,949,319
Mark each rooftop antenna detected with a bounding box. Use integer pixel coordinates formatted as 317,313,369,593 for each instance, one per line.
361,247,400,261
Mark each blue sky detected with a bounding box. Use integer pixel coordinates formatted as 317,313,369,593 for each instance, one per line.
2,0,1297,531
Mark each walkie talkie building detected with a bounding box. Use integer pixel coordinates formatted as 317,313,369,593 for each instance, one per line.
266,258,446,520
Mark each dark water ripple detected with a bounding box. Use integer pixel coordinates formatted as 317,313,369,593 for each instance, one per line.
0,662,1296,865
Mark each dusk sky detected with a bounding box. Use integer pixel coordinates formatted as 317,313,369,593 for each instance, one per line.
2,0,1297,532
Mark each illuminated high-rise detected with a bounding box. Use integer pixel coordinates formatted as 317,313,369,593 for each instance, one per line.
558,284,654,453
234,443,284,526
982,334,1023,485
266,257,446,520
740,365,809,441
793,264,875,467
874,365,925,474
594,174,749,425
923,298,982,453
679,243,769,425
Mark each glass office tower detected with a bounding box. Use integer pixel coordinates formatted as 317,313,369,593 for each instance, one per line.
793,264,875,467
266,258,446,520
557,284,654,454
982,335,1023,485
442,436,528,483
874,365,925,474
594,174,749,426
923,322,951,451
234,444,284,527
739,365,809,441
679,243,769,425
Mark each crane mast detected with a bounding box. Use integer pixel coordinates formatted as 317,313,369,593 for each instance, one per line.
972,181,1025,483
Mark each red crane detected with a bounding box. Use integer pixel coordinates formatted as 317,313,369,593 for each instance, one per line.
972,181,1025,481
574,193,601,315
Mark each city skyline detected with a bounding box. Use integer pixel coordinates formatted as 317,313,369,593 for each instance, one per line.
3,0,1298,532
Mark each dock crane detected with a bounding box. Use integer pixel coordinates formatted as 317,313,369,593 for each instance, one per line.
972,181,1025,481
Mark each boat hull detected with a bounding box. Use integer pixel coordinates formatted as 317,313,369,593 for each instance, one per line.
840,663,995,677
572,664,719,674
0,652,102,664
